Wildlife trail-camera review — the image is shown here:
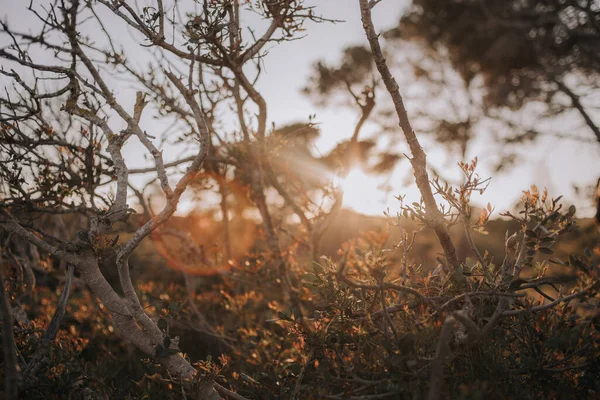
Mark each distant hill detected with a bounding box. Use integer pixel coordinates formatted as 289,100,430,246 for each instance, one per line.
320,209,599,275
15,207,599,284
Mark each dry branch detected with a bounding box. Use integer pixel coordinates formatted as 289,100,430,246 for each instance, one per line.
358,0,459,270
0,264,19,400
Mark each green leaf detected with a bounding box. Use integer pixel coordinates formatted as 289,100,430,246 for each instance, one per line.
538,247,553,255
286,362,302,375
525,229,537,238
158,318,168,332
302,272,320,283
570,256,589,275
241,373,258,384
450,267,467,288
277,310,292,321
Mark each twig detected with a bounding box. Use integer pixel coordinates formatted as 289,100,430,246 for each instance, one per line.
291,348,314,399
23,264,74,383
502,284,595,316
43,264,74,341
336,271,437,309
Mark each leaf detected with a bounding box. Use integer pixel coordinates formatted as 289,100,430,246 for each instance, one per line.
277,310,292,321
570,257,589,275
312,262,325,275
406,359,418,368
291,306,302,320
286,362,302,375
538,247,553,255
509,278,526,290
241,373,258,384
110,234,119,247
302,273,320,283
450,267,467,288
158,318,168,332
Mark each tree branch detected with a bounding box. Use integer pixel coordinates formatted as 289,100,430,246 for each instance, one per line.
358,0,459,270
0,264,19,400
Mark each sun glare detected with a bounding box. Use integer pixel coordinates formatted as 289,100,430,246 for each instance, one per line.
338,168,386,215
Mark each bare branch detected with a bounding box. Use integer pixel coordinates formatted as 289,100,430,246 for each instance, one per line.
0,264,19,400
554,77,600,145
502,284,596,316
358,0,459,270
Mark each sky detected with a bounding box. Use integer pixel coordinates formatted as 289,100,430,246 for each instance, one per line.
1,0,599,218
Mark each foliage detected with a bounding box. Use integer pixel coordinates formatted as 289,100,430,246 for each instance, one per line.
0,1,599,400
392,0,600,110
309,0,600,172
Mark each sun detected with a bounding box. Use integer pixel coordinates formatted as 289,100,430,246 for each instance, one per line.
337,168,387,215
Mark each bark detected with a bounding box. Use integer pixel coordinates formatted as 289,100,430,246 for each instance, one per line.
231,66,294,304
76,253,196,378
427,316,456,400
0,264,19,400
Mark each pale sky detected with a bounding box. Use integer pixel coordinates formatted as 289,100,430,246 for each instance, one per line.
2,0,599,218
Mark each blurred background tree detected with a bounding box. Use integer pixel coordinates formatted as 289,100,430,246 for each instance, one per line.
306,0,599,202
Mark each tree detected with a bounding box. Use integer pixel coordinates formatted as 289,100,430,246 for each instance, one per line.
391,0,600,172
303,45,403,175
313,0,600,172
0,0,336,397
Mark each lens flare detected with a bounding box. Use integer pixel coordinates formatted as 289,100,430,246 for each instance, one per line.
151,173,256,276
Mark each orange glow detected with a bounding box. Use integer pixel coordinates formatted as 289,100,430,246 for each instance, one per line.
337,168,384,215
151,173,256,276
